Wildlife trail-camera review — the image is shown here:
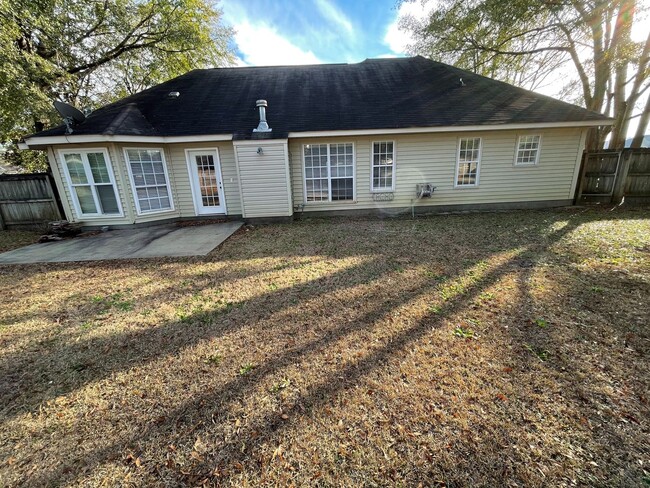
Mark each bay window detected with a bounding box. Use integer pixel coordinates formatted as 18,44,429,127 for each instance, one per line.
60,149,121,217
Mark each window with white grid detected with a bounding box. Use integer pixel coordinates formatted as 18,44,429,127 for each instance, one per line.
303,143,354,202
515,135,541,165
304,144,329,202
372,141,395,191
456,138,481,187
60,149,121,217
125,149,173,213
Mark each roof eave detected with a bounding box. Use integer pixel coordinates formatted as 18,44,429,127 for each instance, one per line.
288,119,614,138
22,132,234,149
21,119,614,149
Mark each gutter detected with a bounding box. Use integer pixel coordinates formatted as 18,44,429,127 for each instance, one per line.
20,119,614,149
288,120,614,139
21,133,234,149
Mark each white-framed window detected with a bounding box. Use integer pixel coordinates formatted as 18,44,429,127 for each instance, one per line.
455,137,481,187
59,148,122,217
371,141,396,191
303,143,355,202
124,148,174,214
515,135,542,165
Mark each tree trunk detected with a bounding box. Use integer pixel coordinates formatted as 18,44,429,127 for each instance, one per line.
630,94,650,148
609,0,635,149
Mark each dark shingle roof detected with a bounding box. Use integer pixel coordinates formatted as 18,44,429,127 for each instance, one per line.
32,56,609,140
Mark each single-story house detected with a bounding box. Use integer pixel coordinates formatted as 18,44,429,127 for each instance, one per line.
21,56,612,226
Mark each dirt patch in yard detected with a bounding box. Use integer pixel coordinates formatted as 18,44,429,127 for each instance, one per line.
0,207,648,486
0,230,39,253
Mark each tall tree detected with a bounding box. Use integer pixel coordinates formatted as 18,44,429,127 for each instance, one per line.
401,0,650,150
0,0,233,170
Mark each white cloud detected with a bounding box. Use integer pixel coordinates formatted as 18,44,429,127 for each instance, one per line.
220,0,323,66
384,1,435,54
314,0,354,36
232,20,322,66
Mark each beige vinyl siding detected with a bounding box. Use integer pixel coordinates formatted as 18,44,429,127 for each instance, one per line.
166,142,242,217
47,147,75,222
235,141,292,218
290,128,584,211
47,143,132,226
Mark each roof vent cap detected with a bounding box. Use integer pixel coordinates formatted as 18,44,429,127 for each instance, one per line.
253,99,272,133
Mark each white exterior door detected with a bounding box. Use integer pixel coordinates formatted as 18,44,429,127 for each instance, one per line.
186,149,226,215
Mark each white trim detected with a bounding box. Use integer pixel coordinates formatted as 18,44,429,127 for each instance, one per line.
282,141,293,214
288,120,613,138
454,137,482,188
370,140,396,192
302,142,356,204
513,134,542,166
302,143,324,203
185,147,227,216
569,129,588,199
232,139,288,146
57,147,124,219
23,121,612,148
123,147,176,216
232,145,246,219
24,133,233,147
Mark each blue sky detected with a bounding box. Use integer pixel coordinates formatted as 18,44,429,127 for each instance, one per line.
220,0,429,66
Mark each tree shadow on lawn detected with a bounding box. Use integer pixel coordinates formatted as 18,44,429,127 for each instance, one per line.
0,207,609,421
16,210,625,486
0,256,292,328
508,235,650,486
0,209,554,418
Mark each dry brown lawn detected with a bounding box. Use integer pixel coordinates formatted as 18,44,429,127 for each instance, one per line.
0,207,649,487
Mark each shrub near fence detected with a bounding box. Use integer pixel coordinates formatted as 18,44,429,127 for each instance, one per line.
0,173,62,230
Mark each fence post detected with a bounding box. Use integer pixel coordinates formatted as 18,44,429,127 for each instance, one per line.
574,151,588,203
612,150,631,204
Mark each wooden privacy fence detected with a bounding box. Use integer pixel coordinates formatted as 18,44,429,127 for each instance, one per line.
0,173,62,230
576,148,650,204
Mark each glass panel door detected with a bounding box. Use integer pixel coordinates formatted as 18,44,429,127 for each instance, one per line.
187,150,225,215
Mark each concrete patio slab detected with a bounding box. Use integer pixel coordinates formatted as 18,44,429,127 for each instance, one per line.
0,222,243,264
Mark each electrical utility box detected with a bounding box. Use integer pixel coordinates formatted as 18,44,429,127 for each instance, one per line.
416,183,435,198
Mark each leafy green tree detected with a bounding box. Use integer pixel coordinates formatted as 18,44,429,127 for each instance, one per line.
402,0,650,149
0,0,233,170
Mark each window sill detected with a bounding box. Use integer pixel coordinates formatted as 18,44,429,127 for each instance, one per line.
135,208,178,217
304,200,356,205
76,213,125,220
